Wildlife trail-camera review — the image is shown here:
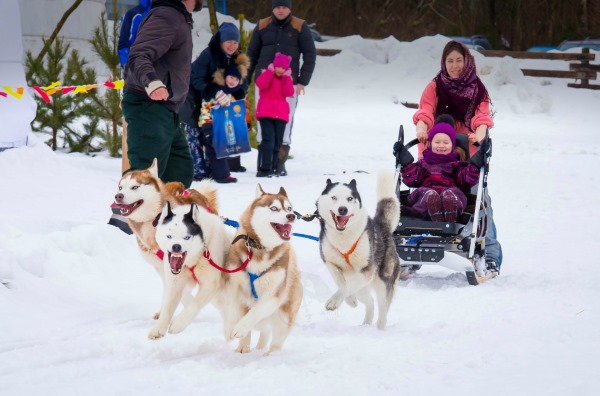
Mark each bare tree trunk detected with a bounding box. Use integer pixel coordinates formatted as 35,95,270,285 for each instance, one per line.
206,0,219,34
34,0,83,65
581,0,589,36
52,127,58,151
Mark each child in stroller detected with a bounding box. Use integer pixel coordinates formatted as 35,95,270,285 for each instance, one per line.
394,115,487,223
392,115,494,285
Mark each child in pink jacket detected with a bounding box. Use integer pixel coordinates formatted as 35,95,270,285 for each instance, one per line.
255,52,295,177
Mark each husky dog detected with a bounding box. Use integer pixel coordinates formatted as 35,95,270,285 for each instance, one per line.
315,170,401,329
150,196,231,340
111,159,217,318
223,185,303,355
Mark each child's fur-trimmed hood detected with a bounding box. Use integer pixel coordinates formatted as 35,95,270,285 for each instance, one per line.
212,53,249,86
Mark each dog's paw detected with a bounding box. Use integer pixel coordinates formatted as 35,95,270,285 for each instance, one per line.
168,316,190,334
152,311,160,320
325,293,344,311
235,341,251,354
345,295,358,308
148,325,167,340
231,323,251,339
263,345,281,357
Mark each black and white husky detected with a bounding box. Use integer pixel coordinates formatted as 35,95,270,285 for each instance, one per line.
316,170,401,329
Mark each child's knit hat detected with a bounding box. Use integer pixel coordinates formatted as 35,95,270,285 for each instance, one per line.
224,64,242,81
273,52,292,69
428,122,457,148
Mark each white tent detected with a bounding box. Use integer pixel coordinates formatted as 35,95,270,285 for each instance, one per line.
0,0,36,149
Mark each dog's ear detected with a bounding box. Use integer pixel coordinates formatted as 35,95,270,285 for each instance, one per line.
326,178,332,186
184,203,196,223
278,186,287,197
256,183,265,198
149,158,159,179
158,200,173,225
348,179,357,189
191,203,200,224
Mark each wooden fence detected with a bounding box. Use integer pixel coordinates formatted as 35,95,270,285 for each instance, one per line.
317,47,599,90
480,48,599,90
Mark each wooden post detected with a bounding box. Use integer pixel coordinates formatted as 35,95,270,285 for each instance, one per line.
121,118,130,173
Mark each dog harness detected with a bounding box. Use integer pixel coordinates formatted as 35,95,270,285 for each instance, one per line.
248,271,264,299
203,248,253,274
335,232,365,272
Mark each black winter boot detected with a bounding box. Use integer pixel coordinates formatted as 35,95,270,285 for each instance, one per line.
276,144,290,176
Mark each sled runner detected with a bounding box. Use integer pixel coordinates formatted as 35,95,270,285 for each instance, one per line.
393,125,497,285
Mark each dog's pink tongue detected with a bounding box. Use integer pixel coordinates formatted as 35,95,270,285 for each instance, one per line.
273,223,292,240
335,215,351,229
169,252,185,274
111,202,134,216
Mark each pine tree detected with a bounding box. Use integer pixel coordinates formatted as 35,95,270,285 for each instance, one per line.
89,9,123,158
25,37,97,151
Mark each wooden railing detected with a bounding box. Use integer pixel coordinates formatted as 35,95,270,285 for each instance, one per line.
316,47,599,89
480,48,599,90
316,48,342,56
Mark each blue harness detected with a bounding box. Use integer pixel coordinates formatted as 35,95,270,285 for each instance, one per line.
248,271,264,299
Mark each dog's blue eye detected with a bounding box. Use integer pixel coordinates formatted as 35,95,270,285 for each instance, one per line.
132,186,139,190
332,196,337,201
270,206,278,211
347,197,353,202
287,207,292,211
184,235,191,240
167,235,172,239
118,186,122,191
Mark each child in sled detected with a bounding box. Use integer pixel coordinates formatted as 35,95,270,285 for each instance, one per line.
394,115,487,222
255,52,295,178
197,61,248,183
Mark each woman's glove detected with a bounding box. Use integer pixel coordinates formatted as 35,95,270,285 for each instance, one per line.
470,139,491,168
267,63,275,72
393,141,414,166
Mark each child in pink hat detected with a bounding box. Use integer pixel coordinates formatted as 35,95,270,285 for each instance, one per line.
255,52,295,177
396,115,485,222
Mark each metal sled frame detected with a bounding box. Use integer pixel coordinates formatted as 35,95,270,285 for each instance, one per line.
393,126,497,285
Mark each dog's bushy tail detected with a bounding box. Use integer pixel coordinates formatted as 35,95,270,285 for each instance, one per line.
191,179,219,214
375,169,400,233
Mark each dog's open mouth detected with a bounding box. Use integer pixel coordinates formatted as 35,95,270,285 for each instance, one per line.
330,210,353,231
271,223,292,240
110,200,143,217
168,251,187,274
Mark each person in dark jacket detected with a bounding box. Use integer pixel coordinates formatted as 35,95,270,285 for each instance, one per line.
121,0,202,189
246,0,316,176
184,22,249,184
395,118,485,222
117,0,151,68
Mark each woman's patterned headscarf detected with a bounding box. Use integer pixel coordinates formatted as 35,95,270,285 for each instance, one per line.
434,41,489,131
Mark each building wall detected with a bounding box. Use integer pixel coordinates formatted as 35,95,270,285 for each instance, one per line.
20,0,108,73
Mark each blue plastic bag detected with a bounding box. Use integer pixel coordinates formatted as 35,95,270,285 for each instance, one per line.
211,99,251,159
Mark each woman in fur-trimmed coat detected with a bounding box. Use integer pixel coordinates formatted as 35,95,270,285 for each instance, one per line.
181,22,249,183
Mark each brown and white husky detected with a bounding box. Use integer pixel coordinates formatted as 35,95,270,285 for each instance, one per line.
222,184,303,355
111,159,218,319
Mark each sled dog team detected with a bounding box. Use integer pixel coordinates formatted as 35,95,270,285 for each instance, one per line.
112,159,403,355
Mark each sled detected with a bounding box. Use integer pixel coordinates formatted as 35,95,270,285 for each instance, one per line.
393,125,497,286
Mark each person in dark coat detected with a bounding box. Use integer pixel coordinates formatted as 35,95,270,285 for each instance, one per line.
121,0,202,189
246,0,316,176
117,0,151,68
185,22,249,183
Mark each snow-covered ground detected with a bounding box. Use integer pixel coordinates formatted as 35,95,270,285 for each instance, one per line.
1,11,600,396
